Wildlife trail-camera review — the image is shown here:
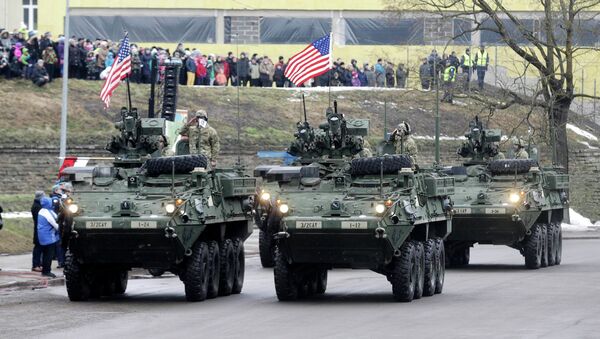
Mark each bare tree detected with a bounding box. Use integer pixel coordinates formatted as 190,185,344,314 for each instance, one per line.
386,0,600,171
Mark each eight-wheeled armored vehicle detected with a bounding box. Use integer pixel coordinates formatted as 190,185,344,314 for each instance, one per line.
445,117,569,269
259,106,454,302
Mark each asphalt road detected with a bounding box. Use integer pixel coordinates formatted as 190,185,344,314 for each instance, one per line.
1,239,599,339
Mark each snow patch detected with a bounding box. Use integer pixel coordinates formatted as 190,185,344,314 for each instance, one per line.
453,100,468,107
561,208,600,231
2,212,32,219
578,141,599,150
566,123,598,141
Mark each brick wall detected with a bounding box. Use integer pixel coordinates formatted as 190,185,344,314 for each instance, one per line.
423,18,455,46
228,16,260,44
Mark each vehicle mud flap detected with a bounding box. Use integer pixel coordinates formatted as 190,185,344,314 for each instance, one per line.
259,230,276,268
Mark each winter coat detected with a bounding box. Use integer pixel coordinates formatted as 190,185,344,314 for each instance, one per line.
259,60,274,80
358,70,368,86
141,52,152,76
238,57,250,77
249,63,260,79
37,197,60,246
31,198,42,246
68,44,81,66
185,56,197,73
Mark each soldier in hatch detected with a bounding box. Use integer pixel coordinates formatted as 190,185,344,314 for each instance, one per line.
390,122,418,164
512,138,529,159
179,110,221,168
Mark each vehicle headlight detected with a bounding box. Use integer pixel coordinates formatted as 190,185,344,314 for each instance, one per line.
279,204,289,214
68,204,79,214
375,204,386,214
260,192,271,201
165,203,176,214
509,193,521,204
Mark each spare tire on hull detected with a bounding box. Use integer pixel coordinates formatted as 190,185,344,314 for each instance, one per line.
488,159,538,176
350,155,412,176
145,155,208,176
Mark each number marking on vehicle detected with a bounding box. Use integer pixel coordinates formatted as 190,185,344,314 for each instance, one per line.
341,221,368,229
131,221,157,229
455,208,472,214
85,221,112,229
485,208,506,215
297,221,322,229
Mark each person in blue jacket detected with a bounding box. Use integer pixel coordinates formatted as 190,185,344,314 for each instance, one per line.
37,197,60,278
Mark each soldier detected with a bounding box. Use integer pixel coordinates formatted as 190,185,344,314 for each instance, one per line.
157,135,173,157
390,122,418,164
357,138,373,158
179,110,221,168
513,138,529,159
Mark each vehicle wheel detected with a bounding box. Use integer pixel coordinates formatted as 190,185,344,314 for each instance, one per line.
422,239,436,297
145,154,208,176
232,238,245,294
524,224,543,269
390,242,417,302
434,238,445,294
274,246,298,301
207,241,220,299
488,159,537,175
184,241,210,302
555,223,562,265
148,269,165,277
412,241,424,300
218,239,235,296
541,224,549,268
259,230,275,268
316,268,328,294
547,223,556,266
114,270,128,295
64,251,91,301
350,154,413,176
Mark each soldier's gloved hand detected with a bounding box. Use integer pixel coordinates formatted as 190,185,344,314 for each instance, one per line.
210,159,217,168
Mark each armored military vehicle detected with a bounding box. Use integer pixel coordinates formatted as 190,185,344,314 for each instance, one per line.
258,105,454,302
445,116,569,269
63,58,256,302
254,103,371,267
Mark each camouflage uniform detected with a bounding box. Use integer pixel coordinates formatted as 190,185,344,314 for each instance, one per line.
357,139,373,158
393,136,418,164
179,110,221,162
514,148,529,159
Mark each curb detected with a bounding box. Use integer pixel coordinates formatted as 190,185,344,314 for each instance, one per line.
0,276,65,291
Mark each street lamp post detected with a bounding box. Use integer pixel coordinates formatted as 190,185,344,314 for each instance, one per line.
59,0,70,165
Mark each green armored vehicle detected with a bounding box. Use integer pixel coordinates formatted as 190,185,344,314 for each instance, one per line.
63,59,256,301
445,117,569,269
260,106,454,302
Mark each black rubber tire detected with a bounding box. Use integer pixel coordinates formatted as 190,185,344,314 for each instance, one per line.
547,223,556,266
64,251,91,301
145,155,208,176
184,241,210,302
434,238,445,294
524,224,543,269
390,242,417,302
259,230,275,268
114,270,128,295
450,247,470,267
316,269,328,294
148,269,165,277
207,241,220,299
488,159,537,175
274,246,298,301
422,239,436,297
218,239,235,296
299,270,318,298
541,224,549,268
413,241,425,300
555,223,562,265
350,155,413,176
232,238,245,294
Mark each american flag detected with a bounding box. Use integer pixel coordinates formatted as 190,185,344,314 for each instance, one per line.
284,33,332,86
100,33,132,108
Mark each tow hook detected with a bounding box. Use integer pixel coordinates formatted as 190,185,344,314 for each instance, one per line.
71,230,79,238
274,231,290,239
375,227,387,239
164,227,178,239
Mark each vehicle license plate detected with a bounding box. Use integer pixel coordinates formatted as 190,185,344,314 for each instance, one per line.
86,221,112,229
297,221,322,229
341,221,368,229
454,208,472,214
131,221,157,229
485,208,505,215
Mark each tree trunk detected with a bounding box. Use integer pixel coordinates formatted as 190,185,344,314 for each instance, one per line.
550,97,571,172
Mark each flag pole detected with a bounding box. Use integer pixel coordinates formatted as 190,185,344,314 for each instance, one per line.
59,0,70,166
328,32,333,108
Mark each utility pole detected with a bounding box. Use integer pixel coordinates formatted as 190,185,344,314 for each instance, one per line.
59,0,70,166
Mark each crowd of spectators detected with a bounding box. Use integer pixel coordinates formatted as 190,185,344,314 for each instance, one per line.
0,28,483,92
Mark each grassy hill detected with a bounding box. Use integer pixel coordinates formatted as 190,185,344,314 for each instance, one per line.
2,78,599,151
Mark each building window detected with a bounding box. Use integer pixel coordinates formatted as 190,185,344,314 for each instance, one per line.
23,0,38,31
344,18,424,45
